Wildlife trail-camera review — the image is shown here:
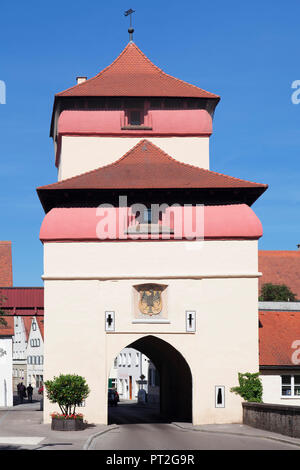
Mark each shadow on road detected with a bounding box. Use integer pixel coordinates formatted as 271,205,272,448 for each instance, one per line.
108,401,171,425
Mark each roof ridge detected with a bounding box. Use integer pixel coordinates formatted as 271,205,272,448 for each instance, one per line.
56,42,219,99
38,139,267,190
37,139,150,189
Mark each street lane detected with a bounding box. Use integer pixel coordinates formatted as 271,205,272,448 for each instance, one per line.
91,402,300,450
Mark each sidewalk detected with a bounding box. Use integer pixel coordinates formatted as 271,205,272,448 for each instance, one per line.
0,400,113,450
173,422,300,448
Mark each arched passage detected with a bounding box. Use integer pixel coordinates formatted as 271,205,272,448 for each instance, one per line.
124,335,193,422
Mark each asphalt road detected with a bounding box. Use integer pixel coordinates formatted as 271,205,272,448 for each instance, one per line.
91,402,300,450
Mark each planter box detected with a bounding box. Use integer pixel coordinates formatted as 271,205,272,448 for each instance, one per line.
51,417,85,431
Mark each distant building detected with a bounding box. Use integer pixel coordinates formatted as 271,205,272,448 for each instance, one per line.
259,302,300,405
26,316,44,389
109,347,150,400
259,249,300,299
0,287,44,392
0,316,14,406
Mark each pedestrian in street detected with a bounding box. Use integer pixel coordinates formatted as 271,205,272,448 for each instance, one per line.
27,384,33,403
19,383,26,404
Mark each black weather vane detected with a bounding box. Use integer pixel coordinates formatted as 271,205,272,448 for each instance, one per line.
124,9,135,42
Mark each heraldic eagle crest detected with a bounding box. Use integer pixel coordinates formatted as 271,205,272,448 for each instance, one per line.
137,284,163,316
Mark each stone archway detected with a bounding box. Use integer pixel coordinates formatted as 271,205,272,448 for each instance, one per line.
128,335,192,422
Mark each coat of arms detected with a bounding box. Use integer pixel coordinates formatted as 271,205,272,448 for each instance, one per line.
137,284,164,316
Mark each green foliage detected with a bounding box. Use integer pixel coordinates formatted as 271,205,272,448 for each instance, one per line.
230,372,263,403
259,283,297,301
45,374,90,416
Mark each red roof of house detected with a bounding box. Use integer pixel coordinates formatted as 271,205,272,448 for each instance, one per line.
259,251,300,300
0,316,14,336
56,42,220,99
37,139,267,192
37,317,44,340
259,311,300,366
0,241,13,287
0,287,44,316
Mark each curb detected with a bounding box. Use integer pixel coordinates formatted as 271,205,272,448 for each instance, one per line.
171,423,300,448
83,425,119,450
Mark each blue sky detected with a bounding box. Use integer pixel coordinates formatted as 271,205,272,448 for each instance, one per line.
0,0,299,286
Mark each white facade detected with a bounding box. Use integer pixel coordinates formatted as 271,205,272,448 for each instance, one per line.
57,136,210,181
0,336,13,407
12,316,28,389
260,370,300,406
109,347,150,400
26,318,44,388
42,238,260,424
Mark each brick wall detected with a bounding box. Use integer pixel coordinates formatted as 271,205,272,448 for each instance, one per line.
0,241,13,286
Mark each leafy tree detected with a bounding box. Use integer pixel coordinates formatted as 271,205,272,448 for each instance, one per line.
259,283,297,301
45,374,90,416
230,372,263,403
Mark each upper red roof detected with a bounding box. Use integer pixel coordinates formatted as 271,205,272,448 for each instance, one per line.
37,139,267,192
259,250,300,300
259,311,300,366
0,242,13,287
56,42,220,99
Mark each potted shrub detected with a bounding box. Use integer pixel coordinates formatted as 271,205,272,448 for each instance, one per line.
45,374,90,431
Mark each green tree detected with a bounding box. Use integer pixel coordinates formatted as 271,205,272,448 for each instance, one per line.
259,283,297,301
45,374,90,416
230,372,263,403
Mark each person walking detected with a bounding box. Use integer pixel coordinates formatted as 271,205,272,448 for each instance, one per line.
19,382,26,404
27,384,33,403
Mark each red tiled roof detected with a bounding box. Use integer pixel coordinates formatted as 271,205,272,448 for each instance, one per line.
56,42,220,99
0,242,13,287
259,311,300,366
23,317,32,342
37,317,44,340
0,316,14,336
37,139,267,192
259,251,300,300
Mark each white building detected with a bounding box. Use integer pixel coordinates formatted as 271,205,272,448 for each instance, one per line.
259,302,300,406
26,317,44,389
12,316,28,390
109,347,150,400
0,317,14,406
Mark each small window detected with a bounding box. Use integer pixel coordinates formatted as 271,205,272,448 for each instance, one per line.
281,375,300,397
129,110,142,126
32,322,37,331
281,375,292,396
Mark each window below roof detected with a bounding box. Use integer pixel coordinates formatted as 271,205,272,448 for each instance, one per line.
281,375,300,397
121,108,152,130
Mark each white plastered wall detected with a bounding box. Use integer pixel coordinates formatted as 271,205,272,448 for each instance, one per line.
260,371,300,406
42,240,260,425
57,136,210,180
0,337,13,407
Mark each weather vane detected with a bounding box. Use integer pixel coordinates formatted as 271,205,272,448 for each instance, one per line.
124,9,135,42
